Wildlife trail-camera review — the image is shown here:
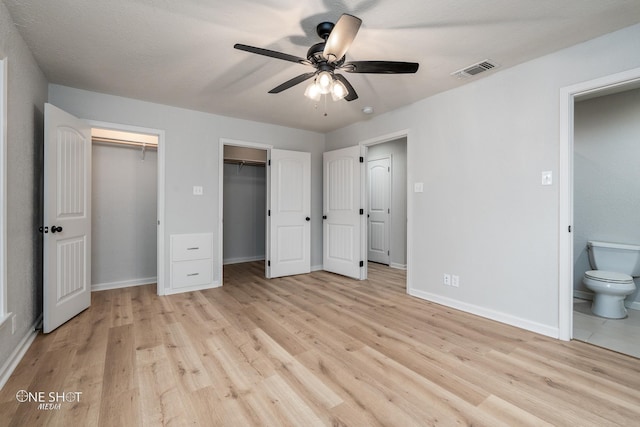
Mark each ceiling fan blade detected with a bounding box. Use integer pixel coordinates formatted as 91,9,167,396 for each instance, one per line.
234,44,312,66
268,72,317,94
342,61,419,74
334,74,358,101
323,14,362,63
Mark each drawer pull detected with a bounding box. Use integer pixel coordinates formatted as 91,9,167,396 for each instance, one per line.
187,247,199,250
187,273,200,277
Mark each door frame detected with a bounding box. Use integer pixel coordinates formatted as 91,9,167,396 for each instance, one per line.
218,138,272,283
88,120,166,295
359,129,411,289
558,67,640,341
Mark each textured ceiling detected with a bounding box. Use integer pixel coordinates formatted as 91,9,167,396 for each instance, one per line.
4,0,640,132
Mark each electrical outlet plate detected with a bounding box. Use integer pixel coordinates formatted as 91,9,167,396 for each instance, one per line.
443,273,451,286
452,275,459,287
193,185,204,195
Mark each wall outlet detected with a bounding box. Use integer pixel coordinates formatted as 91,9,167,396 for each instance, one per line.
443,273,451,286
452,275,460,288
193,185,203,196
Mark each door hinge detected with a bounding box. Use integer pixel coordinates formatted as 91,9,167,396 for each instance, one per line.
388,250,390,256
359,209,364,215
268,159,271,166
359,261,364,267
568,225,572,232
268,210,271,216
359,156,364,163
268,260,271,266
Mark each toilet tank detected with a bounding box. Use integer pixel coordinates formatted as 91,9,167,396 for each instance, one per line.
587,240,640,277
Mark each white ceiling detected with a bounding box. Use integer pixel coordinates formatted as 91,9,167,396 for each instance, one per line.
4,0,640,133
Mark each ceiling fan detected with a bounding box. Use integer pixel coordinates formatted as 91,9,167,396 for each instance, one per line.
234,14,419,102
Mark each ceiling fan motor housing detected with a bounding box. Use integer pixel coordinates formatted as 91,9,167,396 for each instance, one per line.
316,22,335,40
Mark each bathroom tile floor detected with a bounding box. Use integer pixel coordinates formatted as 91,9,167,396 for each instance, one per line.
573,298,640,359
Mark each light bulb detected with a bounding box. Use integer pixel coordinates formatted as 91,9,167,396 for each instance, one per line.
317,71,333,94
304,82,321,101
331,79,347,101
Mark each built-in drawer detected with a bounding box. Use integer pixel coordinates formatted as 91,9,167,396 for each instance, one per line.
171,233,213,261
171,259,213,289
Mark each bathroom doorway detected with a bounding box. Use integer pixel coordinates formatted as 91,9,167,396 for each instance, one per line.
559,67,640,357
571,86,640,358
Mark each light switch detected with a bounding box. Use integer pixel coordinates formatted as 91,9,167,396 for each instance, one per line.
414,182,424,193
193,185,203,195
541,171,552,186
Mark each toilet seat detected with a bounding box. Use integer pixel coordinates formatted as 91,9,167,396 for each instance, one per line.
584,270,633,284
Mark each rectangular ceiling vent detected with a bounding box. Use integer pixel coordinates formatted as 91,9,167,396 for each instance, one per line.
451,59,499,79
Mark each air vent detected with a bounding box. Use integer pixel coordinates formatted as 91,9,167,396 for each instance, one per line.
451,59,499,79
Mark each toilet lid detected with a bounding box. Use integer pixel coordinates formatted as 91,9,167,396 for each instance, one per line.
584,270,633,283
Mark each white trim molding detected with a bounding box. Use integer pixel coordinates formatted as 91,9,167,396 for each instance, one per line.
0,314,41,391
0,58,7,325
91,276,158,292
409,289,559,339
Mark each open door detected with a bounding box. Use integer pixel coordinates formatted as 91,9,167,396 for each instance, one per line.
268,149,311,278
323,146,363,279
43,103,91,333
367,156,391,265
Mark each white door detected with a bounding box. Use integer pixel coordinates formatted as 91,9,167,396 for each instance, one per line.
269,149,311,278
43,103,92,333
367,157,390,264
323,146,363,279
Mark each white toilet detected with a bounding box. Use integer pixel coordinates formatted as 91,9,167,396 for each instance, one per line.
583,240,640,319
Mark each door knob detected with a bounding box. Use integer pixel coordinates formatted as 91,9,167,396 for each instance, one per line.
51,225,63,233
305,217,311,221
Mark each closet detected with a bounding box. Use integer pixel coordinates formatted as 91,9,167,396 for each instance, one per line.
91,128,158,290
223,146,267,265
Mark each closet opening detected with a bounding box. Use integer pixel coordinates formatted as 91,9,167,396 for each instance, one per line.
91,127,158,291
222,145,267,278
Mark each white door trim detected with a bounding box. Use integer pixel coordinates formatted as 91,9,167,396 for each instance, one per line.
359,129,411,287
558,67,640,341
219,138,272,283
87,120,166,295
0,57,8,326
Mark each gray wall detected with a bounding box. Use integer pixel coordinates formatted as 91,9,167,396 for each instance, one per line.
0,0,49,373
367,138,407,267
48,84,326,291
92,143,157,287
223,162,266,264
326,24,640,337
573,88,640,305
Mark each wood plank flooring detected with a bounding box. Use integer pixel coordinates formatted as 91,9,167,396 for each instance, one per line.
1,262,639,426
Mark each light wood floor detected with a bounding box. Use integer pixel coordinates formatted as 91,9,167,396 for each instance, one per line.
1,262,639,426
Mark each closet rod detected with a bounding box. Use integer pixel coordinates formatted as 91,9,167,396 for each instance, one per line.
92,137,158,150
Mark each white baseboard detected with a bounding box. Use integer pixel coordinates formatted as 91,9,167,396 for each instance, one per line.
408,288,559,339
92,276,157,291
311,264,323,272
0,314,42,391
390,262,407,270
223,256,265,265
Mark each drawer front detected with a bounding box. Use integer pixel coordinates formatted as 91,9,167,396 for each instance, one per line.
171,233,213,261
171,259,213,289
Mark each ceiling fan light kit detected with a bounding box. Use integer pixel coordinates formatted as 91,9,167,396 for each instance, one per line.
234,13,419,104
